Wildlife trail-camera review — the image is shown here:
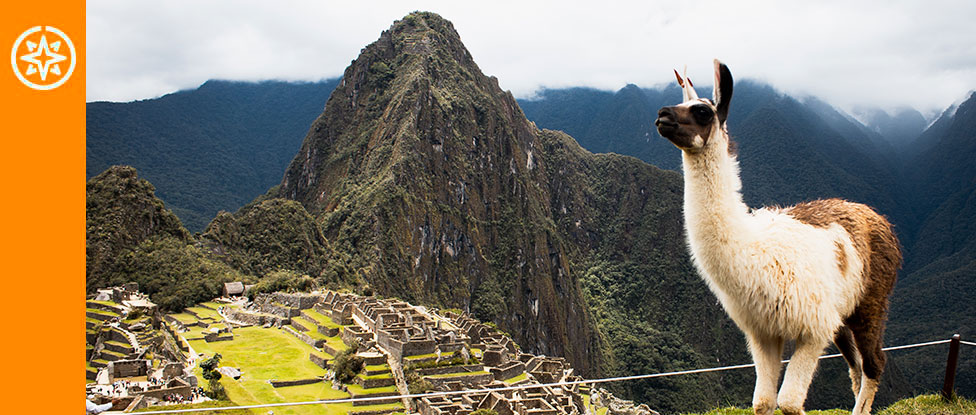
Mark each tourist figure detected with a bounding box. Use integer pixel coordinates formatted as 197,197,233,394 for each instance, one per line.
86,395,117,414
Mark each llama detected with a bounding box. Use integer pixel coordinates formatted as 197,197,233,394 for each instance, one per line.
654,60,900,415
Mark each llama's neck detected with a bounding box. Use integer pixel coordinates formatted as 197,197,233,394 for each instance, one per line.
681,143,751,256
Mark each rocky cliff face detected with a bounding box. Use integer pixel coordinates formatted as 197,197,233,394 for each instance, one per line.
274,12,711,376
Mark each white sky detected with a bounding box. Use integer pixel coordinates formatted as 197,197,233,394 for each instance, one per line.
87,0,976,116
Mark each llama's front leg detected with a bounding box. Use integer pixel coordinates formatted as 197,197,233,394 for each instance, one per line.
748,334,784,415
777,337,828,415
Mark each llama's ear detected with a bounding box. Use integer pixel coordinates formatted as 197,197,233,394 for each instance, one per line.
674,69,685,88
713,59,733,125
681,66,699,102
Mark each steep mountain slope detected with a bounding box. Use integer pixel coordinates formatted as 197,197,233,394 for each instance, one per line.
260,12,747,411
87,79,339,231
86,165,191,292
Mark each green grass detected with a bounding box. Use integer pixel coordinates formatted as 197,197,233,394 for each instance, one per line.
188,306,222,320
302,309,343,329
183,326,392,415
169,312,199,324
189,326,325,380
404,351,455,361
323,334,349,353
878,394,976,415
346,383,398,395
365,364,390,373
86,307,119,318
502,372,528,384
275,381,348,402
132,400,253,414
104,340,131,349
201,301,227,310
680,395,976,415
290,317,321,333
101,349,126,359
357,372,393,380
424,370,490,379
684,409,847,415
88,300,119,307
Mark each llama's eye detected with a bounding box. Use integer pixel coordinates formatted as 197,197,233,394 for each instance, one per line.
691,105,713,124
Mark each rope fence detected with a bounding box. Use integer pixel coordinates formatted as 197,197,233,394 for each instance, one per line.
129,335,973,414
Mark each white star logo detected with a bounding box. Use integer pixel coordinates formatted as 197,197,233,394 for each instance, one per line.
11,26,76,90
20,34,67,81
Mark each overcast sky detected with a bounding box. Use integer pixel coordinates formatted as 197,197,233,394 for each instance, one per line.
87,0,976,116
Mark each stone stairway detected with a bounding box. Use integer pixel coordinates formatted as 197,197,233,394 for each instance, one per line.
113,323,141,352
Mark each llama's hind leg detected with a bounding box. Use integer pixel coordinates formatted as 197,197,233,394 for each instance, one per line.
777,336,828,415
747,334,784,415
851,326,886,415
834,326,863,400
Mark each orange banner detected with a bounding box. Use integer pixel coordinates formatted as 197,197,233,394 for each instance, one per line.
0,1,83,412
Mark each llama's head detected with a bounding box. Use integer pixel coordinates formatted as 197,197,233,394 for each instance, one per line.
655,59,733,153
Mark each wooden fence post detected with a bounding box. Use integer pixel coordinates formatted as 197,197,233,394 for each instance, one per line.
941,334,961,402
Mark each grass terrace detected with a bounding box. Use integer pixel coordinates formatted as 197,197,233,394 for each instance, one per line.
169,312,199,325
424,370,490,379
302,309,343,330
201,301,228,309
104,340,131,349
501,372,528,384
345,383,398,396
188,306,222,320
86,307,119,319
364,364,390,374
88,300,120,309
404,350,455,362
181,326,401,414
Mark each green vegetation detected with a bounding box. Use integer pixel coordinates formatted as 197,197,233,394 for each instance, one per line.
133,400,253,414
425,370,490,379
331,344,364,383
202,200,332,278
680,394,976,415
502,372,528,384
107,236,244,311
302,309,342,329
345,383,397,395
878,394,976,415
200,353,227,400
405,368,433,394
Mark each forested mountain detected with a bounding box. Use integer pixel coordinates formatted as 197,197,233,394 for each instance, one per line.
87,78,339,231
86,166,243,310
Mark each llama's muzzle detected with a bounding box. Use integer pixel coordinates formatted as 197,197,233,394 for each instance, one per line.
655,107,678,138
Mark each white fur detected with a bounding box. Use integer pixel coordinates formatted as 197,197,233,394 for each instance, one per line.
677,100,868,414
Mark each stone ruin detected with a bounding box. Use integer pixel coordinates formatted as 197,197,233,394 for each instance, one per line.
590,388,661,415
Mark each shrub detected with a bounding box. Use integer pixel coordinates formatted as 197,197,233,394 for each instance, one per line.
332,344,364,383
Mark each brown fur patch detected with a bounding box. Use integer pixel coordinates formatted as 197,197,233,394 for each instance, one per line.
786,198,902,381
835,240,849,276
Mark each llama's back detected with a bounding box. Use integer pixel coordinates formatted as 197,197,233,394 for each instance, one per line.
784,198,901,324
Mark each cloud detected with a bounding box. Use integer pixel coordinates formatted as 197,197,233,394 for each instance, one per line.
87,0,976,114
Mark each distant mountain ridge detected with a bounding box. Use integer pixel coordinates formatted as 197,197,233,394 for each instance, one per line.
87,78,339,231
